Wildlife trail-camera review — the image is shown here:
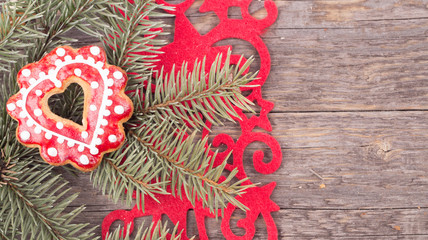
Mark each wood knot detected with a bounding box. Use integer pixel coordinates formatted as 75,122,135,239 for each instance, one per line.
363,139,401,163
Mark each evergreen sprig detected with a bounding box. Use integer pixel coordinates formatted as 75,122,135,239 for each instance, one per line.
106,221,184,240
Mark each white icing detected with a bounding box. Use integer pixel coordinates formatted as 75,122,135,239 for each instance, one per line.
26,119,34,127
96,61,104,68
19,51,114,152
56,122,64,129
45,132,52,139
108,135,117,142
39,72,46,78
107,79,114,87
80,155,89,165
16,100,23,107
91,82,99,89
56,48,66,57
7,103,16,111
34,109,42,116
19,111,26,118
95,138,102,145
22,69,31,77
113,71,123,79
57,137,65,144
90,105,97,111
74,68,82,77
106,100,113,106
20,131,31,141
103,110,111,116
67,141,75,147
90,46,100,55
47,148,58,157
81,131,89,139
96,128,104,135
114,106,125,114
34,126,42,134
35,90,42,96
29,78,36,85
90,148,99,155
78,145,84,152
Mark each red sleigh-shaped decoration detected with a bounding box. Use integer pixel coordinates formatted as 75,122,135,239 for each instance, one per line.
102,0,282,239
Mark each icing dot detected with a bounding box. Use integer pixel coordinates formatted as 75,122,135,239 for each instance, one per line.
107,79,114,87
74,68,82,77
103,110,111,116
54,81,62,88
90,105,97,111
91,82,99,89
56,48,66,56
101,119,108,126
106,100,113,106
36,90,42,96
103,69,110,76
47,148,58,157
55,59,62,66
90,148,99,155
65,55,72,61
48,69,56,77
81,131,89,139
108,135,117,143
7,103,16,111
22,69,31,77
20,131,30,141
26,119,34,127
76,55,84,61
57,137,65,144
34,126,42,134
29,78,36,85
90,46,100,55
87,57,95,64
114,106,125,114
78,145,84,152
16,100,23,107
56,122,64,129
45,132,52,139
96,128,104,135
95,138,102,145
113,71,123,79
39,72,46,78
96,61,104,68
67,141,75,147
106,89,113,96
80,155,89,165
20,88,27,94
34,109,42,116
19,111,26,118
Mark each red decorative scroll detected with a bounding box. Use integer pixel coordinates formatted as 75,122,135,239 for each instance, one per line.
102,0,281,239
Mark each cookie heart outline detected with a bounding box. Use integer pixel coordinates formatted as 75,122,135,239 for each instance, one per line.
6,46,134,171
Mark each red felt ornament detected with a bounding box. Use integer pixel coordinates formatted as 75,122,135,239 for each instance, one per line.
102,0,281,239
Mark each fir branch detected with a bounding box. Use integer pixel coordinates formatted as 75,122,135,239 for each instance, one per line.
133,51,258,130
91,140,169,210
83,0,172,90
106,221,184,240
129,119,254,214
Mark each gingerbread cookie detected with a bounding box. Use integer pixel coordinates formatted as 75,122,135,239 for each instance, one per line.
6,46,133,171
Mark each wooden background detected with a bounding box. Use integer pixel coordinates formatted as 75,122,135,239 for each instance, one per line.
33,0,428,239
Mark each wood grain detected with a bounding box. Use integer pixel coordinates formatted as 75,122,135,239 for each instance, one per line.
3,0,428,239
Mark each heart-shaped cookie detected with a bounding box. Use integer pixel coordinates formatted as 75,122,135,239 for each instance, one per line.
6,46,133,171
